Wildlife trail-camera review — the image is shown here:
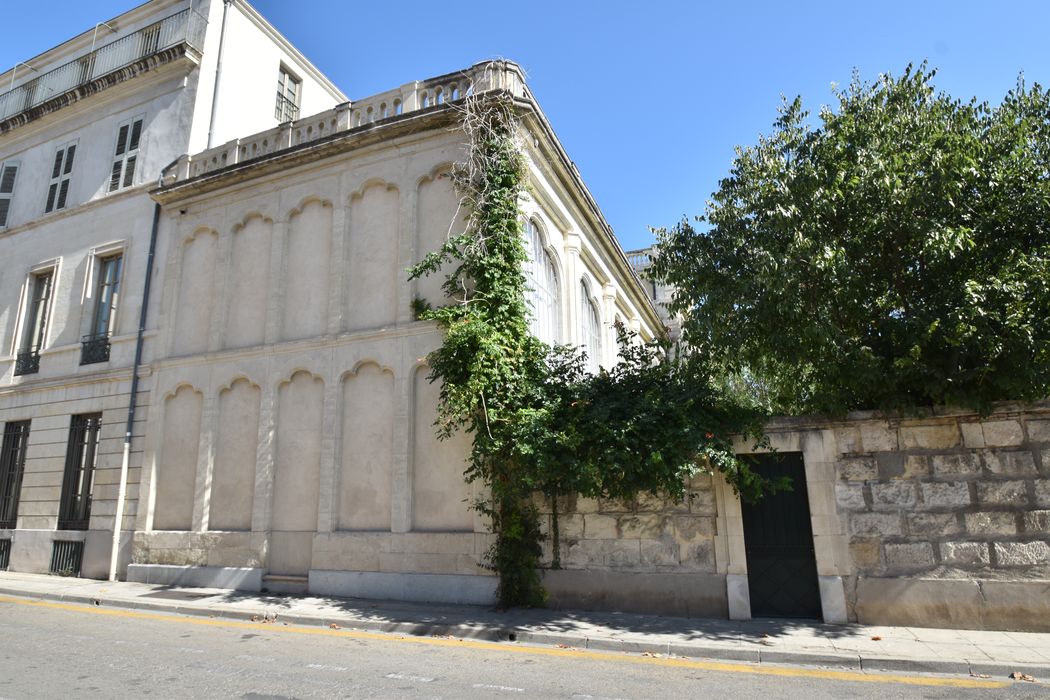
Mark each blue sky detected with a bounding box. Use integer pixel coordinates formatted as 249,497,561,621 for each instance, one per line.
5,1,1049,251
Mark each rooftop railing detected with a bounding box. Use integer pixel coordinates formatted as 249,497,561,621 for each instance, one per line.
169,61,530,183
0,9,206,122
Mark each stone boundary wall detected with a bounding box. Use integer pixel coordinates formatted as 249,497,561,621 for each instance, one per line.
533,473,729,617
829,410,1050,582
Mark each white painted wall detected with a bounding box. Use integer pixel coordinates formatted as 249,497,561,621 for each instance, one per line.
187,0,345,154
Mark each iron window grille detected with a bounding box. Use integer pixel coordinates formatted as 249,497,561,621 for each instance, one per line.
0,539,10,570
49,540,84,576
58,413,101,530
16,269,54,376
45,142,76,213
275,66,301,122
0,421,30,529
0,160,19,227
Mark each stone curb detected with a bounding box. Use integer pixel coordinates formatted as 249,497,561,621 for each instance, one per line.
2,584,1048,680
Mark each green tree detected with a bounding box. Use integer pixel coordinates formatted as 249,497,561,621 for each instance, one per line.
650,65,1050,415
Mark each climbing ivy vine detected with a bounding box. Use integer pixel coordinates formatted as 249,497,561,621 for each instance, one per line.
410,93,775,608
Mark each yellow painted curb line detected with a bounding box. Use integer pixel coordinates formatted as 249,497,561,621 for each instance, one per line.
0,594,1011,689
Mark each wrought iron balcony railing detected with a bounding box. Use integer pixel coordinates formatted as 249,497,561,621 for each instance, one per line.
13,348,40,376
79,333,111,365
0,9,206,122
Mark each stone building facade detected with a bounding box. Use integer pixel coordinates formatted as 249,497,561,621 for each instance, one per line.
129,61,663,600
0,0,344,579
1,0,1045,632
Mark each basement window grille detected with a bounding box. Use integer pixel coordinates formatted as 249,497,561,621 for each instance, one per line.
0,539,10,570
49,539,83,576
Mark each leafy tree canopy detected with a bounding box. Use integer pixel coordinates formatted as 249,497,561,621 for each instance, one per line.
651,64,1050,415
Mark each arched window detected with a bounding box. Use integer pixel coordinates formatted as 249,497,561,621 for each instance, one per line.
579,279,602,373
524,219,560,344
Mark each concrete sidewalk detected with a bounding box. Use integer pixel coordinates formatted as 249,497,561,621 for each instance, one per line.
1,570,1047,681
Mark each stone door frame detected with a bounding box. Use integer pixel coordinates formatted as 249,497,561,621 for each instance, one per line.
716,428,849,623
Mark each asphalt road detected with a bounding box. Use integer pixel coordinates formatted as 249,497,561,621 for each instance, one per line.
0,597,1044,699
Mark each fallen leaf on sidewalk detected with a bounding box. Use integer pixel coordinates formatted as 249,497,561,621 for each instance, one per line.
641,652,662,658
555,644,572,649
871,636,882,641
1010,672,1036,682
970,673,991,679
329,623,340,630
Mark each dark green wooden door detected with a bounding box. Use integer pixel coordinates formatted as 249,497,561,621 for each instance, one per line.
740,452,822,619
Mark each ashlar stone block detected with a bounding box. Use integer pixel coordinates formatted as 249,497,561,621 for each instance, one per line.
902,455,931,478
1027,419,1050,443
980,420,1024,447
618,514,668,539
982,451,1037,476
994,541,1050,567
930,453,979,476
939,541,990,566
673,515,716,541
639,539,680,568
1038,480,1050,507
838,456,878,481
976,480,1029,506
860,423,898,452
920,481,972,509
884,542,936,569
960,422,986,449
870,481,918,510
689,490,716,514
908,512,962,536
964,511,1018,536
1023,510,1050,533
583,514,619,540
900,424,960,450
849,512,902,537
849,540,882,571
684,541,715,571
834,482,866,511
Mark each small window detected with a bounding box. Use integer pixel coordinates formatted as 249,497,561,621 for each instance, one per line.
579,279,602,373
15,269,54,376
81,253,122,365
58,413,102,530
275,66,302,122
109,117,143,192
0,420,31,529
45,142,76,213
0,160,20,227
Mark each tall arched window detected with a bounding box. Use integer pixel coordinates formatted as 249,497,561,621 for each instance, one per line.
579,279,602,373
524,219,560,344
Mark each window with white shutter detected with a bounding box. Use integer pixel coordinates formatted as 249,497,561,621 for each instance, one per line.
0,161,18,228
109,117,143,192
45,142,76,213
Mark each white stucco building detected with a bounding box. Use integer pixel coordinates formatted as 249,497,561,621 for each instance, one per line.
0,0,343,579
0,1,662,602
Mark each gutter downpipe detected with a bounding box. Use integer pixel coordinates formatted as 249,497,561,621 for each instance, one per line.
108,163,174,582
206,0,233,148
